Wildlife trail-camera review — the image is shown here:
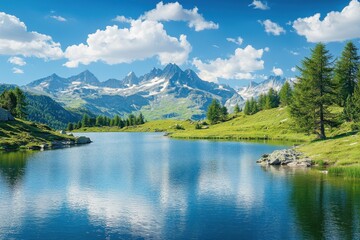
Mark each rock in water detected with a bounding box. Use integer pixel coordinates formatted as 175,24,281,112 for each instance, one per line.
75,136,92,144
256,149,313,167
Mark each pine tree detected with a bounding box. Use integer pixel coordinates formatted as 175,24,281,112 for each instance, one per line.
352,78,360,122
13,87,27,119
243,100,251,115
207,99,222,124
279,81,293,106
137,113,145,124
249,98,258,114
264,88,280,109
67,122,74,131
81,114,90,127
289,43,335,139
0,90,17,116
234,104,241,114
258,94,266,110
221,106,228,121
334,42,359,106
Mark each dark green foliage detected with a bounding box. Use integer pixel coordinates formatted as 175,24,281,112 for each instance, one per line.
0,87,27,119
279,81,293,106
0,90,17,116
258,94,266,110
343,96,357,122
264,88,280,109
67,122,74,131
195,123,202,129
289,43,335,139
234,104,241,114
334,42,359,106
244,98,259,115
71,112,145,129
206,99,228,124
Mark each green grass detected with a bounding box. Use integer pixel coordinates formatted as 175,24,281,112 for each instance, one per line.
0,119,75,150
328,166,360,179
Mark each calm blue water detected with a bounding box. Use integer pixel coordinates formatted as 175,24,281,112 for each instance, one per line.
0,133,359,239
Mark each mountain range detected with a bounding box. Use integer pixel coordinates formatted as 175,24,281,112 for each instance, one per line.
1,64,290,128
25,64,244,120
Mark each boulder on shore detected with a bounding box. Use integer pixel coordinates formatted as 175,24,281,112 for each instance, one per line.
75,136,92,144
256,149,313,167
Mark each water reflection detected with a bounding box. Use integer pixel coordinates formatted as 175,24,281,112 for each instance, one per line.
0,133,359,239
0,151,32,188
290,174,360,240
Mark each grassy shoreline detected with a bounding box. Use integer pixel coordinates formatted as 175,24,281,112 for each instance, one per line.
0,119,89,151
74,107,360,178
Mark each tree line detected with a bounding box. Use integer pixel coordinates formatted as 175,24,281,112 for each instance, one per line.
0,87,27,119
67,113,145,131
290,42,360,139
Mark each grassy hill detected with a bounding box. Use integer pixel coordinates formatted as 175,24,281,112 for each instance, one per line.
0,119,76,150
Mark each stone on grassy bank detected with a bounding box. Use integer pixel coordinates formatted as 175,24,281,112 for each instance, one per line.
256,149,313,167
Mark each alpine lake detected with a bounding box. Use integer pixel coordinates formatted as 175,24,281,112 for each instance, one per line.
0,132,359,239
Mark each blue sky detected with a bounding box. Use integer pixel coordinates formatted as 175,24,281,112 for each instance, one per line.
0,0,359,87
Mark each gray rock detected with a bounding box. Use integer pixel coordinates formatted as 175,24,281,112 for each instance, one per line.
76,136,92,144
257,149,313,167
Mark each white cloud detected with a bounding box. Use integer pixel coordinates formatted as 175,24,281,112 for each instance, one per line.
0,12,63,59
293,0,360,42
264,47,270,52
226,37,243,45
192,45,266,82
64,20,191,68
50,15,67,22
12,67,24,74
212,44,220,48
291,67,297,72
113,15,133,23
141,1,219,31
272,66,283,76
249,0,269,10
290,50,299,55
259,19,286,36
8,56,26,66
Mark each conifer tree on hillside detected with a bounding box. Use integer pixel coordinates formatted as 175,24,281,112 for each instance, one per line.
234,104,241,114
279,81,293,106
334,42,359,106
289,43,335,139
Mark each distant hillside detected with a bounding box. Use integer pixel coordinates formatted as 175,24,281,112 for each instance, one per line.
0,84,84,129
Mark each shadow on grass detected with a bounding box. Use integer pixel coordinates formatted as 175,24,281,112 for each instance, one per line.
311,131,359,143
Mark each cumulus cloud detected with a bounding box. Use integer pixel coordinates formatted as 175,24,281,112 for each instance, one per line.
259,19,286,36
113,15,133,23
272,66,283,76
8,56,26,66
141,1,219,31
293,0,360,42
192,45,266,82
0,12,63,59
226,37,243,45
12,67,24,74
50,15,67,22
249,0,269,10
291,67,297,72
64,20,191,68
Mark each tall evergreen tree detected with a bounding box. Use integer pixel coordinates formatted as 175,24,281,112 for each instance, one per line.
207,99,222,124
334,42,359,106
243,100,251,115
13,87,27,119
279,81,293,106
0,90,17,116
67,122,74,131
81,114,90,127
234,104,241,114
289,43,335,139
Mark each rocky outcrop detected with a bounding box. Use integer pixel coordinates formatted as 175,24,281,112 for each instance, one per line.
75,136,92,144
256,149,313,167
